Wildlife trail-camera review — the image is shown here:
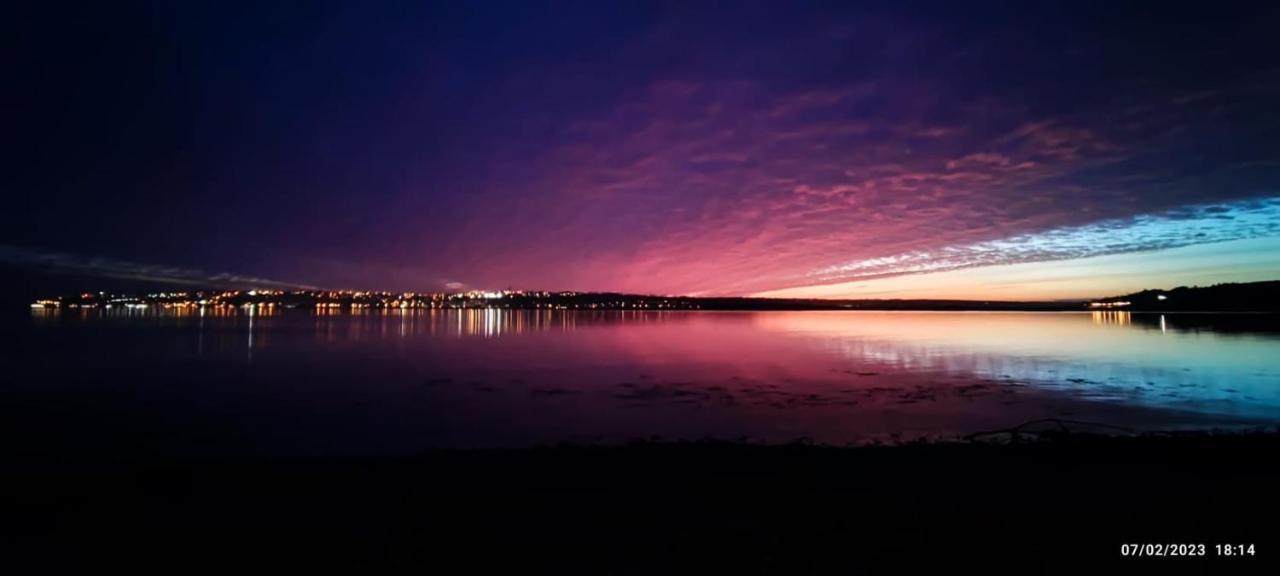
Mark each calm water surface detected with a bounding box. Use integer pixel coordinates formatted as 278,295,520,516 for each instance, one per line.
5,308,1278,459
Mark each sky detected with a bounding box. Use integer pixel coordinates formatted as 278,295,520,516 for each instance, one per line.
6,1,1280,300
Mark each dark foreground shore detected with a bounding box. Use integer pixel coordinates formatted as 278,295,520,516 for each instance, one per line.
7,430,1279,574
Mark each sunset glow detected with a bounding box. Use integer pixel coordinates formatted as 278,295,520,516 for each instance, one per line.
7,2,1279,299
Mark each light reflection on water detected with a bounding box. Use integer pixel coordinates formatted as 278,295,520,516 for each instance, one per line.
751,311,1278,419
12,308,1280,454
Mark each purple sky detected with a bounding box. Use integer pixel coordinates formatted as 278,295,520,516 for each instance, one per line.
7,1,1280,298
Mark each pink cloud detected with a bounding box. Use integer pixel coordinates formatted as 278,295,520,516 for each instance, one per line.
407,76,1270,296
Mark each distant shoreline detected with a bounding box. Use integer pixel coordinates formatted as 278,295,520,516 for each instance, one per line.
26,279,1280,313
27,302,1280,313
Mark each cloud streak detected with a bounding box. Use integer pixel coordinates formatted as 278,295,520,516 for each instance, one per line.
803,197,1280,285
471,71,1278,296
10,3,1280,297
0,245,319,290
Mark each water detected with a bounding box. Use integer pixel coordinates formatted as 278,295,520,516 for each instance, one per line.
5,308,1279,459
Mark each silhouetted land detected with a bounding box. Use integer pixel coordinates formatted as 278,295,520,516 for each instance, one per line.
28,279,1280,312
7,431,1277,574
1096,280,1280,312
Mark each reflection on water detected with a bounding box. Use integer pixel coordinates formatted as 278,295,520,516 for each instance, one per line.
31,305,688,339
1091,310,1131,326
10,309,1280,455
752,312,1279,420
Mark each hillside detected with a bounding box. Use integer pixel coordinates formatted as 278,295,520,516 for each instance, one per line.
1096,280,1280,312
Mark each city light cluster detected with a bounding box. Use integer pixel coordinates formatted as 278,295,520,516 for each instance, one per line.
30,289,706,311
